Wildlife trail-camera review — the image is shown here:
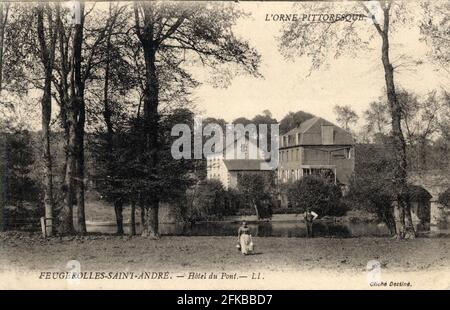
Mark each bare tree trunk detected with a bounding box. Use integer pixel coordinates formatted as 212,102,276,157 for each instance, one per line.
58,3,86,235
130,200,136,236
0,3,9,94
74,97,86,234
114,199,124,235
52,4,73,235
37,5,57,236
379,5,414,239
59,115,76,235
72,6,86,235
395,201,406,238
140,36,160,238
41,77,55,236
385,209,397,236
55,31,70,191
139,197,145,235
144,199,159,239
75,128,86,234
141,206,148,237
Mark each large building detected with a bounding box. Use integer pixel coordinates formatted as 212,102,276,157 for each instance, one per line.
206,135,268,189
206,116,355,190
278,116,355,186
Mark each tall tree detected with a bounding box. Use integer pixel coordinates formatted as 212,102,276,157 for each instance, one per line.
55,2,121,235
279,0,416,239
36,3,58,236
1,3,61,235
54,1,87,235
133,1,260,238
71,1,86,235
88,3,134,235
333,105,359,132
397,90,442,171
363,99,390,143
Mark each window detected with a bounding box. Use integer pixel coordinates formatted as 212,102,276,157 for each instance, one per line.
288,134,295,146
332,150,346,159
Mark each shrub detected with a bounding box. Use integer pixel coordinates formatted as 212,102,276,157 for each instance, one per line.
1,130,41,206
286,175,346,217
237,172,276,220
346,173,396,234
3,203,44,231
183,180,229,222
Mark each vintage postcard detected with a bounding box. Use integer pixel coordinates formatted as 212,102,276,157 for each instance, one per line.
0,0,449,290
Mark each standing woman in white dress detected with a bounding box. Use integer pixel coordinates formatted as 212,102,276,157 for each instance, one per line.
237,222,254,255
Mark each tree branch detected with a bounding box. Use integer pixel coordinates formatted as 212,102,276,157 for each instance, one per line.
360,2,383,36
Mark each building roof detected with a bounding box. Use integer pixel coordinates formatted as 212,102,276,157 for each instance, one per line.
223,159,266,171
282,116,354,146
284,117,321,136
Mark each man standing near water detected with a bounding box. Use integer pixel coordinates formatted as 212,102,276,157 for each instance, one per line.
304,208,318,237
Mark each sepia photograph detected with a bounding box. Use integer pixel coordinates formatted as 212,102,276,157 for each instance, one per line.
0,0,449,291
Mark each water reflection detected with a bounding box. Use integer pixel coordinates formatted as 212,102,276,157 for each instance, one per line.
87,220,395,237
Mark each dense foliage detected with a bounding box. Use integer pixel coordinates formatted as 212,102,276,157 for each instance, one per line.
346,144,397,234
286,175,347,217
237,172,276,220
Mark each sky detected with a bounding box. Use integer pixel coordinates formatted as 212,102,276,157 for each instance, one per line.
2,1,449,132
190,1,449,128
